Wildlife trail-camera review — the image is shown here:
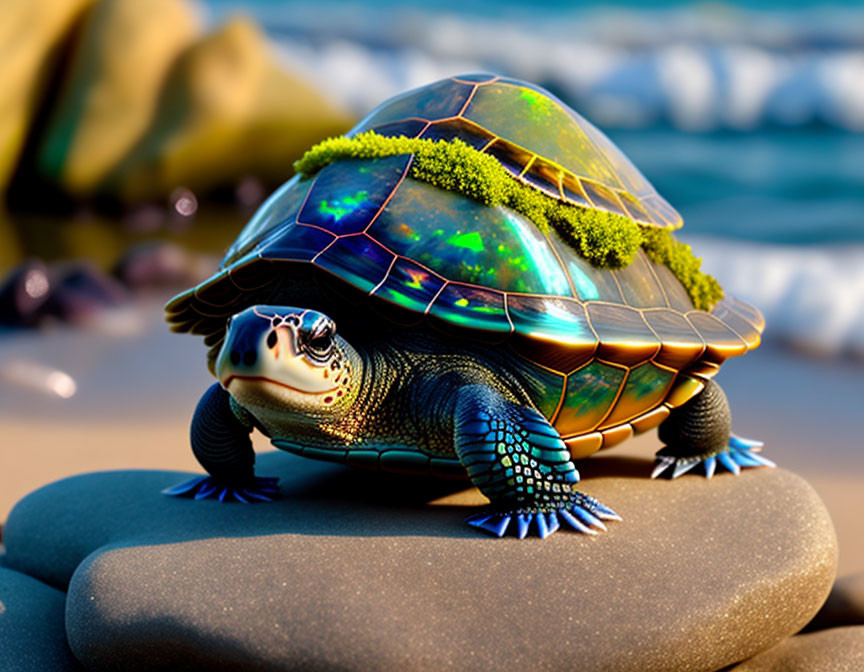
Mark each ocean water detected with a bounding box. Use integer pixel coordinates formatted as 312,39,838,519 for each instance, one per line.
198,0,863,356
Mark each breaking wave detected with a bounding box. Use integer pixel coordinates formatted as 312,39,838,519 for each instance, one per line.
223,1,864,131
688,236,864,358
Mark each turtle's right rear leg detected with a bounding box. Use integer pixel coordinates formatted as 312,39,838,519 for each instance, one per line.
651,379,774,479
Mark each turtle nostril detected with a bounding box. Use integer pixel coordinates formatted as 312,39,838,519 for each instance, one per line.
230,350,241,366
266,330,278,349
242,350,257,367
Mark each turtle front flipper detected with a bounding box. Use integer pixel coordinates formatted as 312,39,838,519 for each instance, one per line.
163,383,280,502
652,379,775,479
454,385,620,539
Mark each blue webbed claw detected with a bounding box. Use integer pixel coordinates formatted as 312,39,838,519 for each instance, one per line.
652,434,774,480
516,513,531,539
162,475,209,496
544,511,560,536
729,434,764,450
718,451,740,475
465,493,619,539
163,475,280,503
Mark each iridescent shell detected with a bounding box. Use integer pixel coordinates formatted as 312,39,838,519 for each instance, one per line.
166,75,764,459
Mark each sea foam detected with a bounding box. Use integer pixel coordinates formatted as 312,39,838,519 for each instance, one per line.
257,3,864,132
689,236,864,358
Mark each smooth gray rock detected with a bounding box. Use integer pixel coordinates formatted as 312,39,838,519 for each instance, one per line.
4,452,837,671
0,566,82,671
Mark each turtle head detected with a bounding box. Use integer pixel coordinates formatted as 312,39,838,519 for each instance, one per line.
215,305,361,421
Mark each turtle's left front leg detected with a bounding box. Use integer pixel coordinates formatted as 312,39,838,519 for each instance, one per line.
454,385,620,539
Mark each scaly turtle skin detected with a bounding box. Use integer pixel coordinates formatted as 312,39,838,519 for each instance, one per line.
164,74,771,538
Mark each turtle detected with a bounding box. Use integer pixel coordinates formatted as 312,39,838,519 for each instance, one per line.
163,73,772,539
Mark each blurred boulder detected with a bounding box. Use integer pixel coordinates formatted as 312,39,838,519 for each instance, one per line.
35,0,202,197
0,259,128,328
0,260,52,327
105,17,352,203
40,261,129,324
0,0,94,193
112,241,216,290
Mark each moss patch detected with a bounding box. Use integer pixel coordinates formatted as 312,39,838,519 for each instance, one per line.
295,132,723,310
640,227,723,312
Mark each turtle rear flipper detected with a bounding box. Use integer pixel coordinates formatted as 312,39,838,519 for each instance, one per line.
455,385,620,539
651,379,775,479
163,383,280,502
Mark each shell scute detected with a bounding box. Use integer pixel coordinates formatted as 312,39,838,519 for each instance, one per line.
419,117,495,149
559,172,591,208
507,295,597,373
520,362,566,420
297,155,411,235
614,251,668,308
314,234,395,294
586,303,660,366
352,78,474,134
713,296,765,344
483,139,534,177
464,82,625,191
258,223,335,262
521,158,562,199
600,362,676,429
428,283,511,339
687,311,749,363
618,191,653,225
651,263,695,312
229,257,276,291
193,269,236,308
371,257,446,317
554,361,627,437
643,309,706,371
581,180,628,217
371,119,428,140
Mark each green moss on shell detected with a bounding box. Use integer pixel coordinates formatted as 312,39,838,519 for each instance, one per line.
295,131,723,310
640,227,723,311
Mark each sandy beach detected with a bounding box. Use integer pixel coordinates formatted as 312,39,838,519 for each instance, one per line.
1,302,862,575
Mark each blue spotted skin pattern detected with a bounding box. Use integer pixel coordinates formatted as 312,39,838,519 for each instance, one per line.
455,385,620,539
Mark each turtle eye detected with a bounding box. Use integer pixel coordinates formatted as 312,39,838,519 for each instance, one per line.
304,321,335,359
307,331,332,355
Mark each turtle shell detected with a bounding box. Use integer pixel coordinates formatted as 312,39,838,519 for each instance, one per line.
166,75,764,457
